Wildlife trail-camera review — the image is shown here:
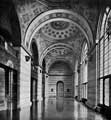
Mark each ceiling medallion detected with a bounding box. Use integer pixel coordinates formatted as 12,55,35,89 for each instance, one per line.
41,21,77,40
51,21,69,30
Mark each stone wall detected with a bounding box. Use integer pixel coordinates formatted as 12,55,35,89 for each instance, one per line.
48,75,73,97
87,49,96,108
19,47,31,108
0,43,19,110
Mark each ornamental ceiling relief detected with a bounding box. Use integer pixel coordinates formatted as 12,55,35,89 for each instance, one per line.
13,0,98,47
44,48,75,72
12,0,96,69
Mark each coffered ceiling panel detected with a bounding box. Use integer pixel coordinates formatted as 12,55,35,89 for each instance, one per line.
41,21,78,40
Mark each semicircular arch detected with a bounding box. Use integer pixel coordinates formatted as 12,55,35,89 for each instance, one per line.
39,43,74,66
47,58,74,73
24,9,93,49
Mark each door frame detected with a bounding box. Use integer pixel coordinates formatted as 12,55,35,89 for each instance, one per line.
56,81,64,97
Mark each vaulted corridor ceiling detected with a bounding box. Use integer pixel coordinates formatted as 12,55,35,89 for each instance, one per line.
0,0,109,70
1,0,111,118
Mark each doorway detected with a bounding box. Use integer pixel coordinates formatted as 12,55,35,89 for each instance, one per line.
57,81,64,97
31,78,37,102
0,64,18,110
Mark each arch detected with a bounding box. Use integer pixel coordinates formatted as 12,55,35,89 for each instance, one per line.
24,9,93,49
42,58,46,71
30,39,39,65
96,7,111,41
47,58,74,73
96,9,106,41
30,39,39,102
56,81,64,97
40,43,74,66
0,3,21,46
48,60,73,97
81,41,88,63
100,8,110,37
48,60,73,75
96,7,111,106
80,41,88,99
10,5,21,46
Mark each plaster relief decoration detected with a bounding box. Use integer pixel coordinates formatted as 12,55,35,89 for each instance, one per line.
46,56,74,72
44,46,74,70
34,32,57,57
15,0,48,43
41,21,77,40
71,3,98,35
46,47,73,58
24,9,93,49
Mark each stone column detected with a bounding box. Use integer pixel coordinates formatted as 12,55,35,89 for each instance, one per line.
77,63,81,101
19,47,31,108
42,71,46,99
37,66,43,101
45,74,49,98
87,49,96,108
72,73,75,98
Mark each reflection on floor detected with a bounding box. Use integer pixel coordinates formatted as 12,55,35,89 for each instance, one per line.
0,98,108,120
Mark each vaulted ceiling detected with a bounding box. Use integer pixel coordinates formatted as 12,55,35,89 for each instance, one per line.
0,0,109,71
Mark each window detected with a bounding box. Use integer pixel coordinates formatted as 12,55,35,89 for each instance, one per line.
0,67,5,104
81,43,88,99
97,8,111,106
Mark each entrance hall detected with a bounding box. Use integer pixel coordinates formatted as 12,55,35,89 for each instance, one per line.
0,98,107,120
1,0,111,119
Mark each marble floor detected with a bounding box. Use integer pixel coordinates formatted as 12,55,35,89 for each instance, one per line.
0,98,108,120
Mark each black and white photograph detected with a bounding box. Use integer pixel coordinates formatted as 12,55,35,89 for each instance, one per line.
0,0,111,120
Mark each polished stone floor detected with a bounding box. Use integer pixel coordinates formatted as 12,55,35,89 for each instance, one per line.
0,98,108,120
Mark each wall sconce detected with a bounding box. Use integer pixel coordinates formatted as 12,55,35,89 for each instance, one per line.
46,75,48,78
40,70,42,73
25,55,30,62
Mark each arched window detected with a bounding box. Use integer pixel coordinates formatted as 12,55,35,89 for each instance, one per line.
98,7,111,106
81,42,88,99
75,60,79,97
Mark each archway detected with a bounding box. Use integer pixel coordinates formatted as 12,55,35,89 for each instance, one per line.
56,81,64,97
48,61,73,98
30,41,38,102
42,59,46,99
24,9,93,49
96,7,111,106
80,42,88,100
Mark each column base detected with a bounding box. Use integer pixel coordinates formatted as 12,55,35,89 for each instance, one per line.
18,101,32,109
37,96,43,101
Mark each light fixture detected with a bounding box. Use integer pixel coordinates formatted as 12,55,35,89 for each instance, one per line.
25,55,30,62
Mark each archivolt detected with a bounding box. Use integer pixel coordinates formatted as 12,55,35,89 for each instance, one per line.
39,43,74,66
47,59,74,74
24,9,93,50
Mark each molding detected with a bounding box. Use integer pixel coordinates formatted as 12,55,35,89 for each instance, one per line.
24,9,93,50
21,44,32,57
40,43,74,66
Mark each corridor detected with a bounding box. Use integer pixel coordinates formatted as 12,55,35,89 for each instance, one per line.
1,0,111,119
0,98,108,120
